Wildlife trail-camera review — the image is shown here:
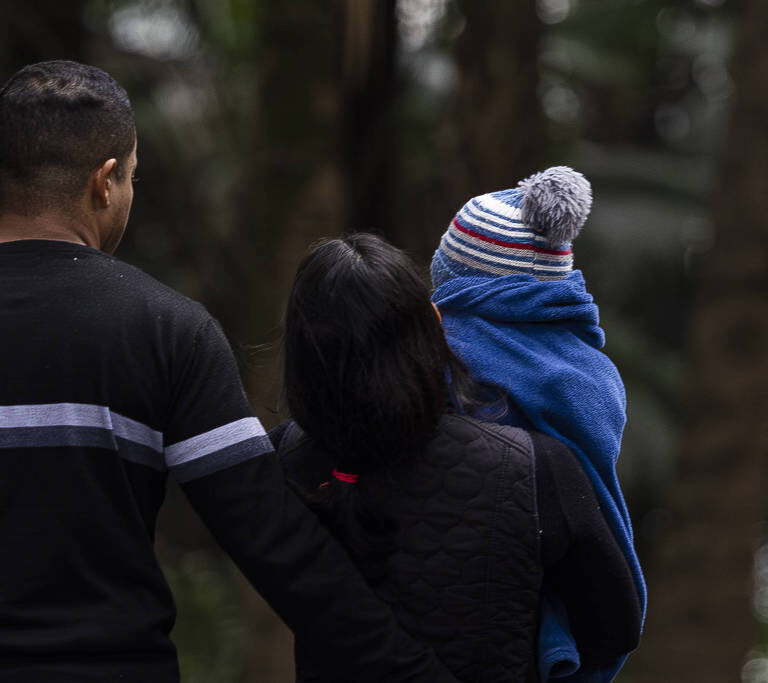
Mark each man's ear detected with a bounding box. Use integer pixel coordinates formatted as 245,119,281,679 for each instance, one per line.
89,158,117,209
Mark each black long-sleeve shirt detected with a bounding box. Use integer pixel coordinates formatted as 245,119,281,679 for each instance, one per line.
0,239,457,682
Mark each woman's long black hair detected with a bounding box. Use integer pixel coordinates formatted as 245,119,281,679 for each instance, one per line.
283,233,476,568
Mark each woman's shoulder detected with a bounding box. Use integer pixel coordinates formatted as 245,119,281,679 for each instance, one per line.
270,419,333,490
435,416,590,505
439,415,579,466
268,419,303,451
434,413,534,457
270,414,574,499
417,414,538,493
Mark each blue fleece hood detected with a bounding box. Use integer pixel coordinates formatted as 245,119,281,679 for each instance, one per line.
433,269,605,344
433,270,628,473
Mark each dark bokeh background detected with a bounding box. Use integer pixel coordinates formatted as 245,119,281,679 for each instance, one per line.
2,1,767,681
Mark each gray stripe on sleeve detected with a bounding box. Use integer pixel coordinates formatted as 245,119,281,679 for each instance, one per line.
164,417,266,467
170,435,273,483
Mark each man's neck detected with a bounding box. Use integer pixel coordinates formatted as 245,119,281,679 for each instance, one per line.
0,212,101,249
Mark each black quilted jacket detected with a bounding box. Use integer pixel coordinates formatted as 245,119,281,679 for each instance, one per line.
278,414,542,682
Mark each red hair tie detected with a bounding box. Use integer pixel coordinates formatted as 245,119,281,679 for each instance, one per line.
332,469,358,484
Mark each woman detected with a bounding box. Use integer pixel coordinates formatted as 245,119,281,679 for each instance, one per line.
272,234,641,682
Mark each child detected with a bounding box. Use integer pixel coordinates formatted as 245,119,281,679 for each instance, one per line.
430,167,645,681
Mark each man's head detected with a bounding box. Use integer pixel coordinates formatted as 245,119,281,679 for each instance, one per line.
0,60,137,251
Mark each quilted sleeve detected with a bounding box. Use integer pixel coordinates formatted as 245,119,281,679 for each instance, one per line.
533,432,642,662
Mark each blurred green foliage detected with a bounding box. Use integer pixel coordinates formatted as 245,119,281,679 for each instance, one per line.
162,551,244,683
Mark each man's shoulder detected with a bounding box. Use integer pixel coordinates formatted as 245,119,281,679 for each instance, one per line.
88,250,211,327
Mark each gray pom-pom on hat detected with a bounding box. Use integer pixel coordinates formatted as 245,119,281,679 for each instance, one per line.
518,166,592,247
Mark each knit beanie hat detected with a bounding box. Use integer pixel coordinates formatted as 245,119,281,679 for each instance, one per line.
430,166,592,286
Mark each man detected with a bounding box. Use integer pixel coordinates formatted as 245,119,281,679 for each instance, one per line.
0,60,456,682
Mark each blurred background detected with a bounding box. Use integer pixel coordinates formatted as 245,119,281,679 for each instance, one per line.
1,0,766,681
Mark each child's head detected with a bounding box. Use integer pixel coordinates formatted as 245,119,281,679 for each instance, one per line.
284,233,461,472
431,166,592,287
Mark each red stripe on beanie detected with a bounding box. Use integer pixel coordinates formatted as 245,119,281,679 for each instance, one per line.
452,219,572,256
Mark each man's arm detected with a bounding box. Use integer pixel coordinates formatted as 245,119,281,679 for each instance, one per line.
165,314,457,682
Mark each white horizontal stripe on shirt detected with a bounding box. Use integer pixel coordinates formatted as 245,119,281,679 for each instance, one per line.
164,417,267,467
0,402,163,452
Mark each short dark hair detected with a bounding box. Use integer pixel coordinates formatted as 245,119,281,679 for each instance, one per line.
284,232,470,472
0,60,135,214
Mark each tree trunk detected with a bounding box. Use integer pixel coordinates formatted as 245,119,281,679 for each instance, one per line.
629,3,768,679
236,2,397,678
340,0,398,235
244,0,400,416
394,1,545,261
0,0,89,68
441,1,545,201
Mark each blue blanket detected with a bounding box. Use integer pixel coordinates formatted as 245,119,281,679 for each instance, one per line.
433,270,645,681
